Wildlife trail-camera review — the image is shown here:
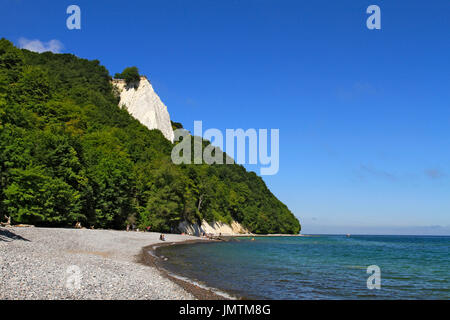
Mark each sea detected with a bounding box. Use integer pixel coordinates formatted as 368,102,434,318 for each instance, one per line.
158,234,450,299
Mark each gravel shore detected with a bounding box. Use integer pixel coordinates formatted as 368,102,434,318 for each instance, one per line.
0,226,207,300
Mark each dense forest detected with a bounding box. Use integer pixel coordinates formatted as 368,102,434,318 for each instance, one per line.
0,39,300,234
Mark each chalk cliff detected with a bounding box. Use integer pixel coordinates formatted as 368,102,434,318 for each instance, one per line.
178,220,251,236
113,76,175,142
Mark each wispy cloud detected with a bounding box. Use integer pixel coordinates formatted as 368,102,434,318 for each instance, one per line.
336,81,377,101
359,164,396,181
425,168,446,180
185,98,198,107
356,165,447,183
18,38,63,53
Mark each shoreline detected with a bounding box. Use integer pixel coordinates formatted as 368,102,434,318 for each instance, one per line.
141,234,307,300
140,239,237,300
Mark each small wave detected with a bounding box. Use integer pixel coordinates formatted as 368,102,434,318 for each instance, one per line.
166,272,237,300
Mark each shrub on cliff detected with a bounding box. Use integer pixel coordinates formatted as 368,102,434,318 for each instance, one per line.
114,66,140,87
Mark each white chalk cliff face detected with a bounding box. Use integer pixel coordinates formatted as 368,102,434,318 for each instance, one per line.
178,220,251,236
113,76,175,142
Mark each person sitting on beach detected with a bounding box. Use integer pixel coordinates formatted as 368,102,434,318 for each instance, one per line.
159,234,165,241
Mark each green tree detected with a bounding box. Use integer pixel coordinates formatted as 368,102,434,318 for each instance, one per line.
4,166,82,225
114,66,140,87
138,161,192,232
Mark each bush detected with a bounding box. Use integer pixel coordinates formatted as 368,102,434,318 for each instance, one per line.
114,66,140,87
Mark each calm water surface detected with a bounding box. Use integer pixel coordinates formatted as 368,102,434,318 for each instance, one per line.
158,235,450,299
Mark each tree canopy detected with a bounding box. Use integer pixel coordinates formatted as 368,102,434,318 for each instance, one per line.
114,66,140,87
0,38,301,234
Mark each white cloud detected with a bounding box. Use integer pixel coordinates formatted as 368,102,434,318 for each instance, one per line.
18,38,63,53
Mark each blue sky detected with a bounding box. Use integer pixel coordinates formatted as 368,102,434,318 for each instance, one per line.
2,0,449,234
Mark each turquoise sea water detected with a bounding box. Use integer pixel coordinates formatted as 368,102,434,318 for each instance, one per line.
158,235,450,299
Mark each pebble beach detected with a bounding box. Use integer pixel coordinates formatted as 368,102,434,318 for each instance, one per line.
0,226,210,300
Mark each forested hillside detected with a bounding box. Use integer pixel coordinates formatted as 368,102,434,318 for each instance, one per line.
0,39,300,234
